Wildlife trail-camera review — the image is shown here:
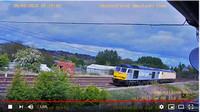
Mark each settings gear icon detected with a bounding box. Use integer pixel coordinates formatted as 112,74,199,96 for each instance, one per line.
159,104,164,109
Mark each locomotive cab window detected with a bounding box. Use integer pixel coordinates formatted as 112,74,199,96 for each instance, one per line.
116,67,121,72
121,68,127,73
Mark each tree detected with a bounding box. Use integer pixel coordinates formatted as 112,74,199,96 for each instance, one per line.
68,55,85,67
88,59,95,65
33,71,71,105
0,53,10,70
178,62,186,75
120,58,134,65
176,64,199,79
96,49,120,66
137,56,169,69
186,65,199,79
6,71,23,100
14,47,43,72
68,55,78,67
6,70,110,108
69,55,77,63
32,71,110,107
172,62,186,78
77,59,84,67
64,55,68,60
1,42,26,61
82,85,109,106
40,49,54,67
100,89,110,101
6,71,32,101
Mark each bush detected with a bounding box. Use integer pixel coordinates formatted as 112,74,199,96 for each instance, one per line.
81,85,109,106
33,71,70,107
100,88,110,101
0,53,10,70
6,70,110,109
6,71,32,101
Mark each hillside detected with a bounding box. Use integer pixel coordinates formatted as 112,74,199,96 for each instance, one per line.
0,42,95,61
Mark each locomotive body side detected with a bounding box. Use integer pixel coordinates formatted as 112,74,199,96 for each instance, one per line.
157,71,176,83
113,64,176,86
158,72,176,79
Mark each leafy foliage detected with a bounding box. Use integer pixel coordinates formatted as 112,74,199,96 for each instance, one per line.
40,49,54,67
96,49,121,66
68,55,85,67
0,53,10,70
137,56,169,69
0,42,26,61
6,71,23,100
6,71,32,101
33,71,70,102
68,55,77,63
120,58,135,65
171,63,199,79
0,42,55,68
6,70,110,109
14,47,43,72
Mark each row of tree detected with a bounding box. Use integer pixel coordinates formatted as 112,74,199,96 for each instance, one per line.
170,63,198,79
0,42,90,69
0,42,55,70
96,50,120,66
95,49,198,79
0,42,91,72
0,42,198,79
95,49,169,69
0,42,170,71
6,70,110,109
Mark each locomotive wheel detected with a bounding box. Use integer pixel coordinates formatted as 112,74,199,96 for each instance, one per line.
124,81,130,87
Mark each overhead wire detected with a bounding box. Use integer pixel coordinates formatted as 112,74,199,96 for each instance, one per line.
0,24,97,53
0,20,190,26
0,23,190,58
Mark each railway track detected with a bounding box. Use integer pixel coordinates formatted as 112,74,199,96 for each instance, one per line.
0,74,114,94
0,74,198,94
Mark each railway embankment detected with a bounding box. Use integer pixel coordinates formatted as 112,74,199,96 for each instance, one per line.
0,73,198,96
108,81,199,101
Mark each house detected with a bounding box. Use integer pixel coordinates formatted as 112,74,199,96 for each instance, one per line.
40,64,52,72
86,64,115,75
182,67,189,72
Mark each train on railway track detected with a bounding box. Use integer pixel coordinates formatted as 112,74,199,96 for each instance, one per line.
113,64,176,86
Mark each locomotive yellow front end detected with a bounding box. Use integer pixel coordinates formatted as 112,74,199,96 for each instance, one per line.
113,65,128,85
113,71,127,80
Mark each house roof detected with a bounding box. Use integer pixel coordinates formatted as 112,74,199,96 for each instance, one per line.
117,64,175,73
87,64,115,70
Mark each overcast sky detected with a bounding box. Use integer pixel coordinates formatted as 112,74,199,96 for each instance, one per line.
0,1,198,66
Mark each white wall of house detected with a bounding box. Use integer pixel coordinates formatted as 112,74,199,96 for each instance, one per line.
86,64,115,75
40,64,52,72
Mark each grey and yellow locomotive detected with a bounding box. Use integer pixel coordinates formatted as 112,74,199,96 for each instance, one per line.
113,64,176,86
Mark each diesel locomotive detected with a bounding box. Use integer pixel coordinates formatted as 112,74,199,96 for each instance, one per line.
113,64,176,86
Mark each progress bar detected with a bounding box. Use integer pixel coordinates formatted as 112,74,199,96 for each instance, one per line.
4,101,196,103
